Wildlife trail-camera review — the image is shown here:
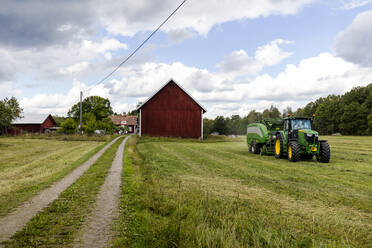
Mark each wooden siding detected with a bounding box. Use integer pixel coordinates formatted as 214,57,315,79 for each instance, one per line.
140,81,202,138
9,115,55,135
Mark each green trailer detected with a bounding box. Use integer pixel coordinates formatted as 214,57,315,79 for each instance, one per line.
246,116,330,163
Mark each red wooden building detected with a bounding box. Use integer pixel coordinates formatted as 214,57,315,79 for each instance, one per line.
9,114,56,135
137,79,206,139
109,114,138,134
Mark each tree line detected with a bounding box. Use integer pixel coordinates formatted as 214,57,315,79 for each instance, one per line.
203,83,372,136
1,83,371,136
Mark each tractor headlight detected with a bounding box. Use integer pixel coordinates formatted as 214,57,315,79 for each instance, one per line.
306,133,313,137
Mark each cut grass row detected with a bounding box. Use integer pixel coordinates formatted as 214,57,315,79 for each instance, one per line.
112,135,372,247
0,138,110,216
1,136,124,248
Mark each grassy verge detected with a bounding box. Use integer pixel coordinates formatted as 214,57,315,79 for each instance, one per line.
0,137,115,216
112,135,371,248
2,137,124,248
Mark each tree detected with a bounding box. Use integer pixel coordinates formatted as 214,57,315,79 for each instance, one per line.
368,112,372,134
53,115,67,127
68,96,113,121
203,118,214,137
339,102,369,135
0,97,23,134
58,118,77,134
128,101,143,116
213,116,228,135
262,105,281,119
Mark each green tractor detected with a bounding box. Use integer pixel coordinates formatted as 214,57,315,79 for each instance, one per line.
246,116,330,162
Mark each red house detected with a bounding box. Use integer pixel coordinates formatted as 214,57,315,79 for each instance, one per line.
9,114,56,135
137,79,206,139
109,114,138,134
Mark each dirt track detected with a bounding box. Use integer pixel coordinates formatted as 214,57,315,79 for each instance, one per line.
0,137,120,243
73,136,129,248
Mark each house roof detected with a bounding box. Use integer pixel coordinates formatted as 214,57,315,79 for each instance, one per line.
12,114,54,124
109,115,138,126
136,79,206,113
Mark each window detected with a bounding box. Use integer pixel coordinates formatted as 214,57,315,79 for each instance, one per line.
291,119,311,130
121,120,127,125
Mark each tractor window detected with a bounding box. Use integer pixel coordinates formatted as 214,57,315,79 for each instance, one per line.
291,119,311,130
284,120,289,130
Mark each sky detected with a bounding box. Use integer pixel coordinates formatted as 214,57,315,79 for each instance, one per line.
1,0,372,118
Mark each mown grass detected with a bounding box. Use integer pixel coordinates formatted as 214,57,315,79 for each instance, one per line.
9,133,114,142
0,137,112,216
2,136,124,248
112,135,372,248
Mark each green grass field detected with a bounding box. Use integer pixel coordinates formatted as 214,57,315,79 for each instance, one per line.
114,135,372,248
3,137,124,247
0,137,106,216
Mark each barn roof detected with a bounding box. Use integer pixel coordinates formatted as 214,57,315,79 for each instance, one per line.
12,114,54,124
136,79,206,113
109,115,138,126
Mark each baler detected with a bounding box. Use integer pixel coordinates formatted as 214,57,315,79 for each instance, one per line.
246,116,330,163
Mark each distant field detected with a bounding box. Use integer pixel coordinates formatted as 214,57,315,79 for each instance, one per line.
0,137,105,216
115,135,372,248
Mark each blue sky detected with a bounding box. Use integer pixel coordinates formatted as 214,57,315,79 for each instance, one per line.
1,0,372,117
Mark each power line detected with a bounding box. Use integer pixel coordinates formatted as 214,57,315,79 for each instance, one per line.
93,0,188,86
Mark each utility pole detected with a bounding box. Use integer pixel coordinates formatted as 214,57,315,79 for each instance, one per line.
80,91,83,134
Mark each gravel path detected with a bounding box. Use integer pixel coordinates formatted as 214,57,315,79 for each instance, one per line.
73,136,129,248
0,137,120,243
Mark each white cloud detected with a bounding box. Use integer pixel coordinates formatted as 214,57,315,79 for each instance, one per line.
339,0,372,9
59,62,90,75
334,10,372,67
217,39,293,75
0,37,128,82
19,52,372,118
98,0,313,37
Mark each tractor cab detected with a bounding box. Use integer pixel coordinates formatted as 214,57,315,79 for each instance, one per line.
283,116,315,140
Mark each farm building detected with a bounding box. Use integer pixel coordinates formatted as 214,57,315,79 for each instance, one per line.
109,114,138,134
137,79,206,139
9,114,56,135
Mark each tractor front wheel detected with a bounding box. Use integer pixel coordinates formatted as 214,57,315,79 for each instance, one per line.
288,141,301,162
274,134,284,158
317,141,330,163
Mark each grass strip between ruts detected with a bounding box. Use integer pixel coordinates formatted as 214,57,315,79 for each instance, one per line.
2,136,124,248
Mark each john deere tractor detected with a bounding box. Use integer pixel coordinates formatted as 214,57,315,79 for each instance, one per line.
246,116,330,162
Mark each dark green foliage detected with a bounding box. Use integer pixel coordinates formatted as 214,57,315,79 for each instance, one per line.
68,96,113,121
0,97,23,134
205,83,372,136
58,118,77,134
52,116,67,127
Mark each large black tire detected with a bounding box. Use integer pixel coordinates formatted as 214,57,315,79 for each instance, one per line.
317,141,330,163
251,140,261,154
274,134,284,158
288,141,301,162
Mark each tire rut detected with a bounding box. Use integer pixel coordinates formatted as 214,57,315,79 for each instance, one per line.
0,137,121,243
73,136,129,248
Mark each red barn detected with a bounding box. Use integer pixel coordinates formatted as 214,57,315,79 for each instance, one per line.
9,114,56,135
137,79,206,139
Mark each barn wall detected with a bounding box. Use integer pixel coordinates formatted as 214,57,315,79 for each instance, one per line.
10,124,43,134
41,115,55,129
141,82,202,138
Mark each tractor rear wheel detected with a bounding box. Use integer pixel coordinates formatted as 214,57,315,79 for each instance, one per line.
288,141,301,162
251,140,261,154
274,134,284,158
317,141,330,163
